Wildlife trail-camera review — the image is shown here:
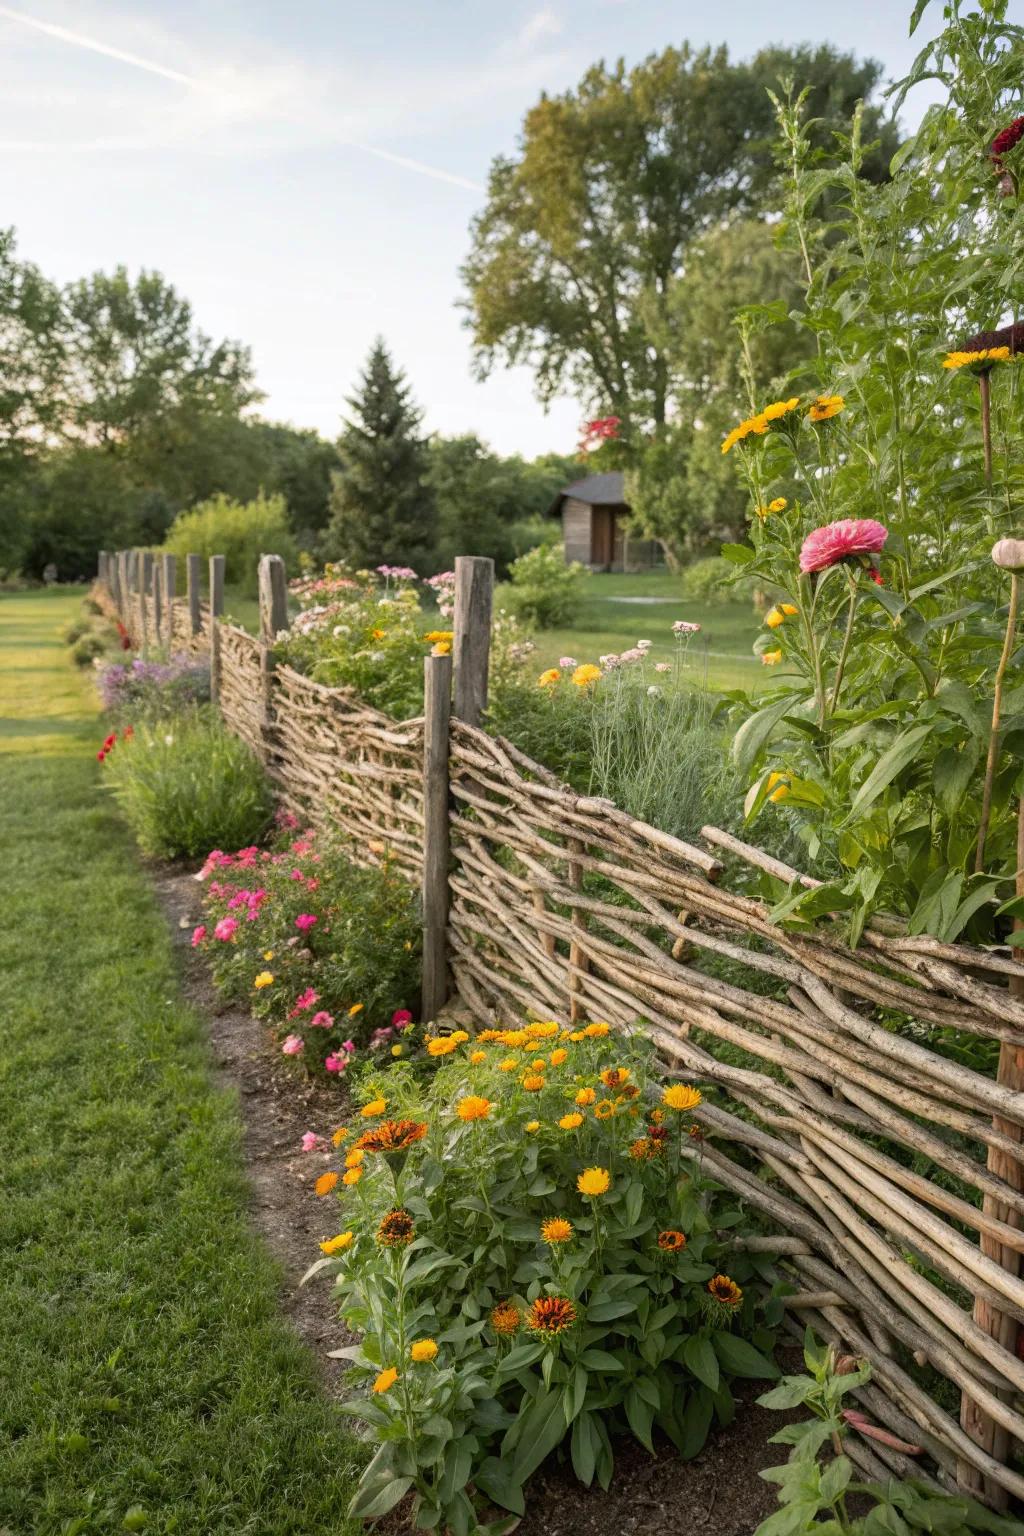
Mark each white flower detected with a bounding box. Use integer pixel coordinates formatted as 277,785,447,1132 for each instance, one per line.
164,734,174,745
646,685,662,698
654,662,671,673
636,639,652,650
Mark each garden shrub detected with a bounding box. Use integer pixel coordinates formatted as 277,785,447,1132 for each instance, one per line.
163,491,297,599
70,630,108,666
194,822,420,1073
307,1020,776,1529
98,654,210,720
99,711,272,858
505,542,587,628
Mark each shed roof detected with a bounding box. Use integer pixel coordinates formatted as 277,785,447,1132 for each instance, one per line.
548,471,627,517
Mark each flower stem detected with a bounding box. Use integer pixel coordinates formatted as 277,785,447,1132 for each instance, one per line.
976,573,1020,875
829,580,860,715
979,372,993,488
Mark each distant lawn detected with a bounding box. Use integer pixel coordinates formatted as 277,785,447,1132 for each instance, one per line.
498,570,769,694
0,589,360,1535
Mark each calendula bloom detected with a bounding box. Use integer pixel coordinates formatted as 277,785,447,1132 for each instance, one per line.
761,649,782,666
755,496,789,521
528,1296,577,1333
600,1067,630,1089
522,1073,545,1092
354,1120,427,1153
424,630,453,644
332,1127,349,1146
766,771,790,803
499,1029,529,1047
314,1171,338,1196
427,1036,458,1056
583,1022,610,1038
943,346,1012,372
541,1217,574,1243
373,1367,399,1394
524,1120,541,1133
538,668,561,688
377,1208,415,1247
657,1230,687,1252
530,1058,547,1070
499,1057,521,1072
577,1166,611,1197
491,1301,521,1335
410,1339,438,1362
457,1095,492,1121
629,1138,656,1160
345,1150,365,1168
571,663,602,688
525,1021,560,1038
254,971,274,989
593,1099,616,1120
799,518,888,575
559,1113,584,1131
550,1048,568,1066
765,603,798,629
808,394,845,422
575,1087,597,1107
320,1232,354,1254
475,1029,503,1043
721,413,768,454
391,1044,403,1058
431,641,451,656
342,1168,362,1186
663,1084,702,1112
708,1275,743,1307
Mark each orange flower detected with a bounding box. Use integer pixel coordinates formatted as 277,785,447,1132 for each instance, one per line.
550,1048,568,1066
354,1120,428,1153
527,1296,577,1334
342,1167,362,1186
360,1098,387,1117
522,1073,545,1092
663,1084,702,1112
708,1274,743,1307
575,1087,596,1107
315,1171,339,1197
373,1367,399,1393
457,1095,492,1121
541,1217,574,1244
377,1208,415,1247
491,1301,521,1335
657,1230,687,1252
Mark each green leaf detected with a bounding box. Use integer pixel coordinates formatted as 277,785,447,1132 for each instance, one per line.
579,1348,625,1372
681,1386,714,1459
819,1455,852,1505
846,723,933,822
350,1474,415,1520
625,1386,656,1453
474,1458,526,1517
570,1411,598,1486
733,694,807,775
713,1332,779,1380
506,1388,566,1481
683,1333,720,1392
587,1299,637,1322
720,542,755,565
758,1376,815,1410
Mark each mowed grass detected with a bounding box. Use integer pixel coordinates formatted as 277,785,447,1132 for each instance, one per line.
0,589,360,1535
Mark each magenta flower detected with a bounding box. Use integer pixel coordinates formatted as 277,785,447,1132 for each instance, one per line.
799,518,888,574
213,917,239,942
324,1052,346,1073
288,986,319,1017
191,925,206,947
301,1131,319,1151
392,1009,413,1027
295,913,318,931
281,1034,305,1056
310,1010,334,1029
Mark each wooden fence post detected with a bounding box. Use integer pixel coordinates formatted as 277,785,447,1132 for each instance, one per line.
421,652,453,1021
139,550,153,657
151,558,162,643
116,551,129,622
209,554,225,710
453,556,493,727
257,554,289,751
162,553,177,649
186,553,202,637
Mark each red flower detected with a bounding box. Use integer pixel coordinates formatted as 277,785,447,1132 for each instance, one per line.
799,519,888,575
96,750,106,762
992,116,1024,170
103,734,116,749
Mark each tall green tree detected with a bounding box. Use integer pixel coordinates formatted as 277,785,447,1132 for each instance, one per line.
326,340,435,571
462,43,898,435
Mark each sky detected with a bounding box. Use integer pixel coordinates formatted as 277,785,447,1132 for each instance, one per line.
0,0,967,458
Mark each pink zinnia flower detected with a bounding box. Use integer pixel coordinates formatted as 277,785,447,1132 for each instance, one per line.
301,1131,319,1151
324,1052,346,1073
392,1009,413,1027
799,518,888,574
214,917,239,942
289,986,319,1016
295,913,318,931
282,1035,305,1056
310,1010,334,1029
191,925,206,947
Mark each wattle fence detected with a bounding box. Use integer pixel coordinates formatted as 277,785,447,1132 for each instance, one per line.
96,547,1024,1511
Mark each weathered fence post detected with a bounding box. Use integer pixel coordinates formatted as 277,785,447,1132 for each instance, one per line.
186,553,202,639
162,553,177,649
151,558,162,643
116,551,129,622
209,554,225,710
139,550,153,657
257,554,289,754
421,652,453,1022
453,556,494,727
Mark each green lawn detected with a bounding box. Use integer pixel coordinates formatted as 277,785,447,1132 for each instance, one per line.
0,588,359,1535
497,570,767,693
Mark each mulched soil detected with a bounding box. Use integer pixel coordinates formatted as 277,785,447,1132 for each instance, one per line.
151,860,799,1536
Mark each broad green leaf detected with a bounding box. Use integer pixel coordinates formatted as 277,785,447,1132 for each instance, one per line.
683,1333,720,1391
733,693,807,775
570,1411,598,1486
713,1332,780,1379
720,542,755,565
846,724,934,822
507,1388,566,1481
473,1458,525,1517
350,1474,414,1520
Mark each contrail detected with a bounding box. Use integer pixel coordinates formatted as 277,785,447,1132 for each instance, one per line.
0,3,483,192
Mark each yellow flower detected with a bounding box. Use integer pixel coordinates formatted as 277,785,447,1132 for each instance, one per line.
476,1029,503,1043
593,1099,616,1119
663,1083,703,1112
470,1050,487,1064
571,663,602,688
600,1066,630,1089
575,1087,596,1107
372,628,386,639
344,1149,365,1168
769,497,788,513
569,1030,587,1042
262,950,275,961
315,1172,339,1196
766,771,790,803
550,1048,568,1066
499,1057,521,1072
373,1367,399,1394
319,1232,354,1254
524,1120,541,1133
343,1167,363,1186
348,1002,364,1017
332,1127,349,1146
538,668,561,688
361,1098,387,1117
808,393,845,422
410,1339,438,1362
943,346,1011,370
522,1073,545,1092
577,1166,611,1197
541,1217,574,1244
431,640,451,656
530,1057,547,1070
490,1301,521,1335
721,415,765,454
583,1022,610,1038
254,971,274,989
391,1044,404,1057
427,1036,458,1056
499,1029,529,1048
559,1112,584,1130
525,1021,560,1038
457,1095,492,1121
765,603,798,629
761,649,782,667
450,1031,470,1044
424,630,453,644
708,1274,743,1307
760,396,801,424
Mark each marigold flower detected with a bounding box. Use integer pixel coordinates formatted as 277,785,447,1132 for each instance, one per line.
657,1230,687,1252
721,413,768,454
559,1112,584,1131
410,1339,438,1362
499,1057,520,1072
600,1067,629,1089
522,1073,545,1092
500,1029,529,1047
538,668,561,688
457,1095,492,1121
360,1098,387,1117
427,1036,458,1056
593,1099,616,1120
708,1274,743,1307
760,396,801,425
525,1021,560,1038
491,1301,521,1335
761,649,783,667
765,603,798,629
377,1208,415,1247
332,1127,349,1146
530,1057,547,1070
942,346,1012,372
354,1120,427,1153
254,971,274,988
373,1367,399,1393
577,1166,610,1197
345,1149,365,1168
320,1232,354,1254
629,1137,655,1160
476,1029,503,1043
800,518,888,575
470,1050,487,1064
342,1167,362,1186
541,1217,574,1244
315,1172,339,1197
583,1022,610,1038
769,497,788,513
808,394,845,422
424,630,453,644
528,1296,577,1333
524,1119,541,1133
391,1044,403,1057
550,1048,568,1066
575,1087,596,1107
663,1084,702,1112
571,663,602,688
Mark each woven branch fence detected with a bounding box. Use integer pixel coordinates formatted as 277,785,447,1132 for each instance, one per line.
96,548,1024,1510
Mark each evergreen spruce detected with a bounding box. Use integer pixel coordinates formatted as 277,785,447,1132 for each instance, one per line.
327,339,435,570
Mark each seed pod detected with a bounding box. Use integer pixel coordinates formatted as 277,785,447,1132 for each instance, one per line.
991,538,1024,572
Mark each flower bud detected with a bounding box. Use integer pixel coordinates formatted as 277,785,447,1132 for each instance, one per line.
992,538,1024,572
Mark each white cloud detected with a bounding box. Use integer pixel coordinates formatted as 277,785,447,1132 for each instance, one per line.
517,9,563,49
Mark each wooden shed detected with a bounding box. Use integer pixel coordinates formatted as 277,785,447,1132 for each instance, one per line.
548,472,659,572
